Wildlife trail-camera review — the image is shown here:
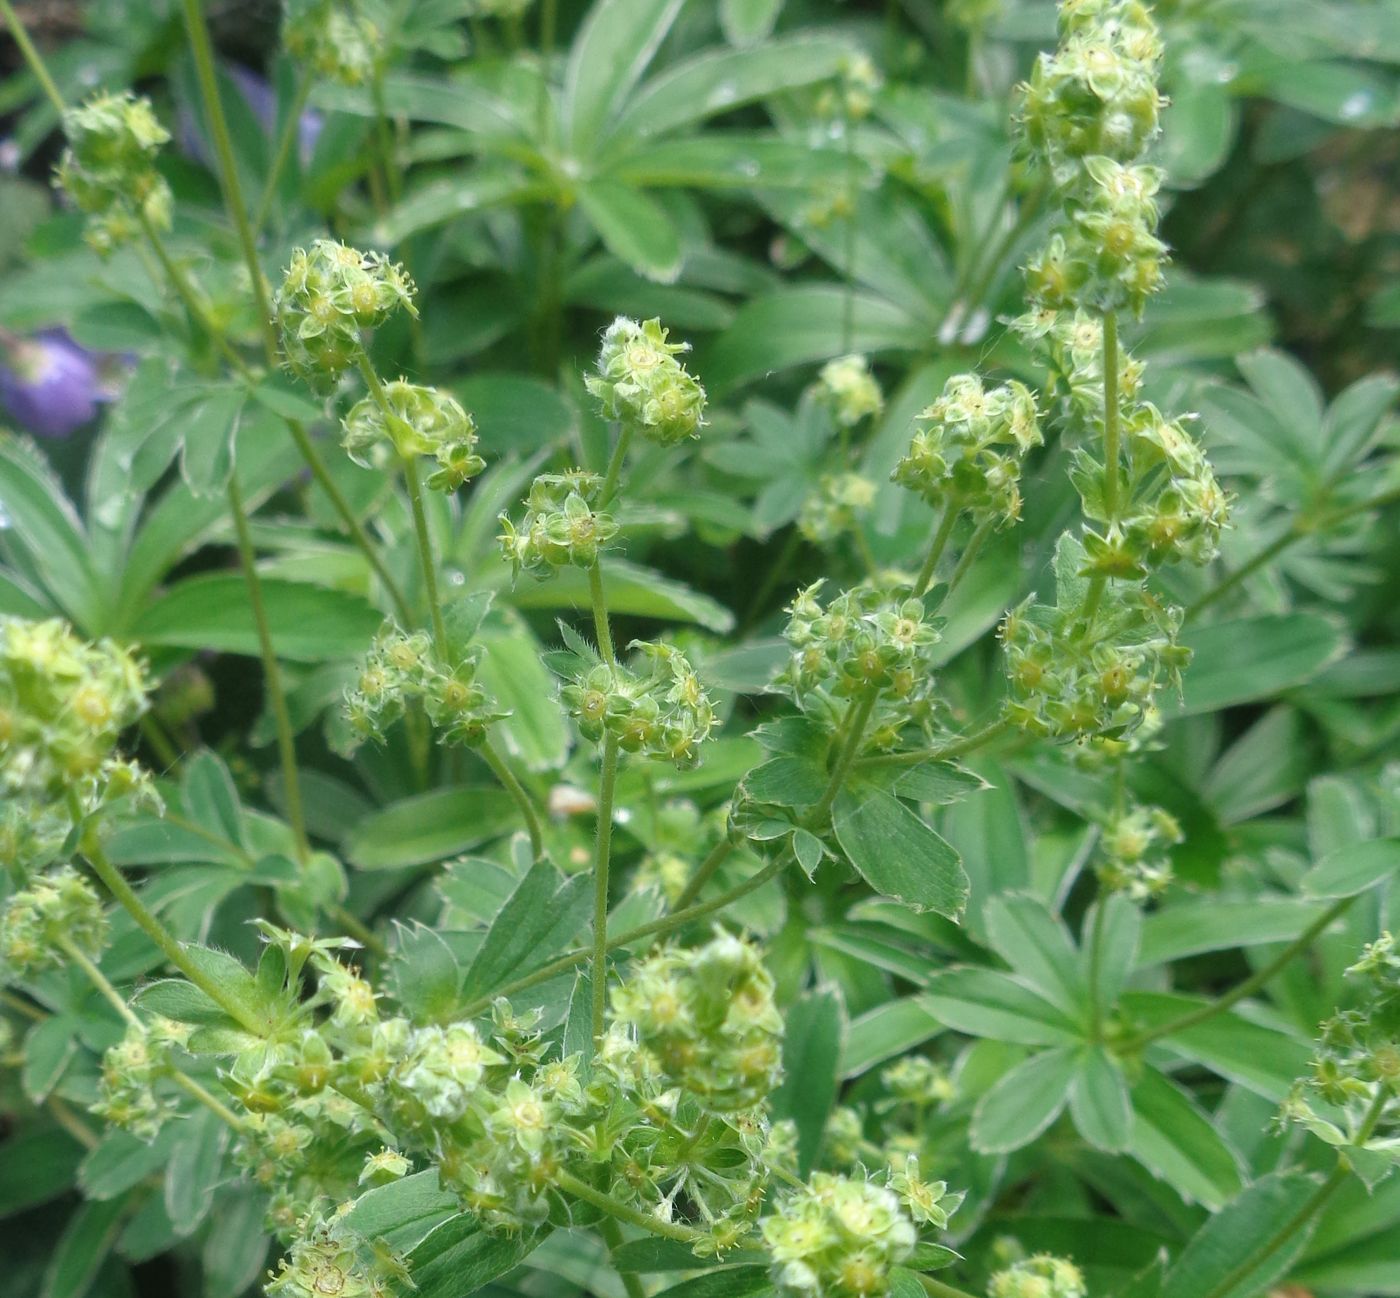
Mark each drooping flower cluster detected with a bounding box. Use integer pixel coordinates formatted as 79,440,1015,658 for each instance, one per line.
342,623,503,750
1095,799,1181,900
55,91,172,253
989,1254,1088,1298
762,1173,917,1298
585,317,706,447
816,354,884,429
282,0,379,86
799,472,877,544
1283,933,1400,1160
892,374,1043,528
341,379,484,491
499,471,619,579
777,580,941,717
0,617,154,871
561,640,715,766
266,1202,410,1298
273,240,416,391
0,866,106,973
611,931,783,1112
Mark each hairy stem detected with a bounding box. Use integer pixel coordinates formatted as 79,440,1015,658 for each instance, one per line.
591,733,621,1039
57,934,140,1029
673,839,736,911
914,506,958,597
553,1169,706,1245
1123,893,1357,1052
1101,309,1121,521
808,691,878,826
854,716,1012,768
946,516,994,595
479,737,545,861
599,422,635,507
402,454,449,656
228,472,310,862
0,0,66,115
589,561,615,664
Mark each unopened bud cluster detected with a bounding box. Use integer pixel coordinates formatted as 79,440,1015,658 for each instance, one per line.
1095,800,1180,900
1284,933,1400,1151
815,52,883,122
273,241,416,390
267,1203,409,1298
561,640,715,766
0,617,154,871
343,623,502,749
55,92,171,253
341,380,484,491
94,1022,182,1140
816,354,884,429
282,0,379,86
799,472,876,544
499,471,618,578
892,374,1043,528
0,866,106,973
586,317,706,447
989,1254,1088,1298
611,931,783,1112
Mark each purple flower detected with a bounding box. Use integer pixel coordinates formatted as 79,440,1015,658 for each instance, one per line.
0,329,104,439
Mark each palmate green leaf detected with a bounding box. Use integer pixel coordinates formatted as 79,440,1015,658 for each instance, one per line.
79,1127,180,1202
165,1109,227,1237
770,985,845,1176
347,787,518,869
969,1046,1077,1153
720,0,783,46
983,892,1086,1018
342,1170,460,1254
42,1194,127,1298
21,1015,77,1104
460,857,592,1002
578,179,684,282
842,996,943,1078
506,558,735,632
1320,371,1400,476
477,619,570,772
651,1268,774,1298
1301,837,1400,897
178,386,246,499
1161,1172,1318,1298
0,1126,85,1218
615,133,865,191
403,1211,546,1298
1085,894,1141,1009
740,755,828,808
1137,897,1331,967
389,923,462,1023
921,968,1082,1046
611,34,848,141
1178,613,1347,714
1070,1046,1134,1152
563,0,684,155
1129,1066,1244,1209
134,573,383,662
373,168,545,244
453,375,575,456
0,568,49,616
832,784,968,918
181,751,245,849
201,1186,269,1298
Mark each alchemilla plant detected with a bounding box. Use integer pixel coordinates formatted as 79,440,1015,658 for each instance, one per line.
1,1,1399,1297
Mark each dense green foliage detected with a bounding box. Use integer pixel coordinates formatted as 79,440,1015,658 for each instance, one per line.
1,2,1399,1298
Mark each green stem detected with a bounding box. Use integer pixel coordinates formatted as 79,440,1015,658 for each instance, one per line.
946,516,993,595
1197,1091,1388,1298
138,212,247,373
1087,898,1108,1042
599,423,635,507
180,0,280,365
79,832,265,1036
1101,309,1121,521
402,454,449,656
1123,893,1357,1053
2,989,44,1020
228,473,310,863
0,0,66,114
673,839,735,911
57,934,140,1028
457,855,789,1019
589,562,615,664
370,63,402,211
253,75,312,233
169,1070,251,1132
554,1169,706,1246
139,714,181,770
598,1217,647,1298
809,692,878,826
479,737,545,861
854,716,1012,768
914,506,958,597
591,734,621,1040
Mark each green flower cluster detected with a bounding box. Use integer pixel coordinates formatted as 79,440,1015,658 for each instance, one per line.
798,472,877,544
585,317,706,447
341,380,484,492
499,471,619,579
816,354,884,429
267,1203,409,1298
1283,934,1400,1154
892,374,1043,528
0,866,106,974
94,1022,183,1140
611,930,783,1112
561,641,715,766
1095,800,1181,900
762,1172,917,1298
273,241,416,391
343,623,503,750
815,51,883,121
55,91,172,253
989,1254,1088,1298
282,0,379,87
999,577,1186,741
1019,0,1167,317
777,580,941,714
0,617,153,871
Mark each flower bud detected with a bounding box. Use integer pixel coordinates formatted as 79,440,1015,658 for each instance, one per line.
989,1254,1087,1298
0,866,107,975
499,470,619,579
282,0,379,86
586,317,706,447
816,355,883,429
798,473,877,545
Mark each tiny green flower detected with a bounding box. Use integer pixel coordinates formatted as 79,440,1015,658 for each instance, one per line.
586,317,707,446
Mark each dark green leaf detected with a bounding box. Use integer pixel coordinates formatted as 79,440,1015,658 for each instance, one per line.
1301,838,1400,898
346,787,517,869
42,1196,127,1298
1070,1047,1133,1152
770,986,845,1175
970,1047,1077,1153
1179,614,1347,714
